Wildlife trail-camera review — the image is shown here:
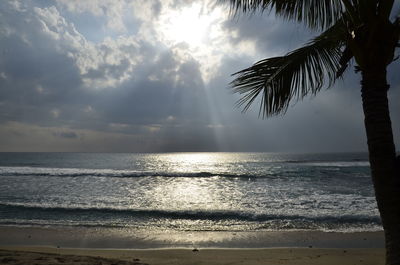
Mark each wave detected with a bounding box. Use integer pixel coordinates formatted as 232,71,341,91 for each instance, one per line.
285,161,370,167
0,164,369,179
0,166,252,178
0,202,381,225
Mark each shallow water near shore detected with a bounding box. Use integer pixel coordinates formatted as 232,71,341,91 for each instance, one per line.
0,152,380,232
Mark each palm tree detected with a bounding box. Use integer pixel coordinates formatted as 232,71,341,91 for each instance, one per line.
221,0,400,264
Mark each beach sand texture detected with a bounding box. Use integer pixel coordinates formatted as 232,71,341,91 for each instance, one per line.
0,247,384,265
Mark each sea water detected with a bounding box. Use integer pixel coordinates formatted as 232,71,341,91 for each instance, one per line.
0,152,381,232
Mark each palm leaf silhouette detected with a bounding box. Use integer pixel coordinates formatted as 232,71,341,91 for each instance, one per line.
232,20,346,116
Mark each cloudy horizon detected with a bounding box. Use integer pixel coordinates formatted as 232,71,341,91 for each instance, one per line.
0,0,399,153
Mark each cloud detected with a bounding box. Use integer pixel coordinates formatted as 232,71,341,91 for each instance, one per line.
0,0,221,152
0,0,398,153
30,4,146,90
55,0,130,32
53,131,79,139
221,13,315,58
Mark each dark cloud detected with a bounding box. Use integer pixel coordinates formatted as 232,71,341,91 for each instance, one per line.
151,0,162,18
53,131,79,139
222,13,314,56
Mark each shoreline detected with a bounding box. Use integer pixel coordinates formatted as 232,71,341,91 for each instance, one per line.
0,225,384,249
0,226,385,264
0,247,385,265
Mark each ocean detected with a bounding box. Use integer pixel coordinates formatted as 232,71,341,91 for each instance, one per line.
0,152,381,233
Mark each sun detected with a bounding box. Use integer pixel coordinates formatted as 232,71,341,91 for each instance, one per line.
159,3,220,47
155,3,227,81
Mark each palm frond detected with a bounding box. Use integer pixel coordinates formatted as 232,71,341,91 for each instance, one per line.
337,46,353,78
231,20,347,117
378,0,394,19
220,0,344,29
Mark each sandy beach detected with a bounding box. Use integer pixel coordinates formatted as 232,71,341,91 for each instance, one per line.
0,247,385,265
0,226,385,264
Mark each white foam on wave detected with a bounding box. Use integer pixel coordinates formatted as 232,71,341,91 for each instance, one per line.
302,161,370,167
0,166,138,177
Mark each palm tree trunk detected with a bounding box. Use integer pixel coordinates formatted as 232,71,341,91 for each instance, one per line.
361,70,400,265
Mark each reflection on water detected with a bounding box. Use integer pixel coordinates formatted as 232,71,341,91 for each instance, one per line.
150,152,234,173
144,176,244,211
0,152,379,232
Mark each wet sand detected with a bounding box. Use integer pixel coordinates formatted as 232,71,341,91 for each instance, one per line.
0,226,384,249
0,226,385,264
0,247,385,265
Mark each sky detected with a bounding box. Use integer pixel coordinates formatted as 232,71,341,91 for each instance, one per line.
0,0,399,153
